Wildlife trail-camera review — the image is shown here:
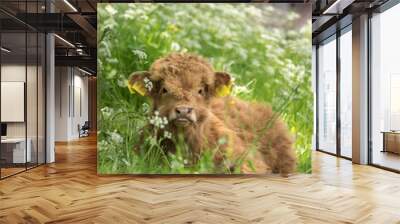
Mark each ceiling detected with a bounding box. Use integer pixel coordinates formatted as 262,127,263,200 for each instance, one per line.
0,0,98,74
312,0,390,44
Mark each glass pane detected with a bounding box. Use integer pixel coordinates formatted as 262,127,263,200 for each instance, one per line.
371,5,400,171
0,1,46,178
340,29,352,158
318,37,337,154
1,31,27,177
27,31,38,169
26,0,38,169
38,32,45,164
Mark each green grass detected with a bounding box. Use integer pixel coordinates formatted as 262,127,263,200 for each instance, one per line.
97,3,312,174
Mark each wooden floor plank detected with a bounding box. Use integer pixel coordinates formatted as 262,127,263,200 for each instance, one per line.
0,135,400,223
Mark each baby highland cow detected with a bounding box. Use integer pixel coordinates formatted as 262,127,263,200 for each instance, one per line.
128,53,296,176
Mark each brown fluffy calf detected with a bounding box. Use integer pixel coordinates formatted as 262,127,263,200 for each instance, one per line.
129,53,296,176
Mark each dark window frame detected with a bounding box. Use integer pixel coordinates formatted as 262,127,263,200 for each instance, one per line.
315,23,352,161
367,1,400,173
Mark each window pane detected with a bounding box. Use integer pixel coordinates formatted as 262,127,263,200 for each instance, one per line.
38,32,45,165
1,31,27,177
371,4,400,171
27,31,38,169
340,29,352,158
318,37,337,154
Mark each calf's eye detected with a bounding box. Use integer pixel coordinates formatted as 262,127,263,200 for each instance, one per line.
198,89,203,95
162,88,168,94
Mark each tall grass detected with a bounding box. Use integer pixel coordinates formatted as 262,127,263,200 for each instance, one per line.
97,3,312,174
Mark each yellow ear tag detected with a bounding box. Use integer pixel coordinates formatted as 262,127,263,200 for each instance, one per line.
216,82,232,97
127,80,146,96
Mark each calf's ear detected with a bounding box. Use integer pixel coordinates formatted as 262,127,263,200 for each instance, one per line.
127,71,152,96
214,72,233,97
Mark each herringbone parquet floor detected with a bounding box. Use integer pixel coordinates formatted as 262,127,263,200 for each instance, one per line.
1,136,400,224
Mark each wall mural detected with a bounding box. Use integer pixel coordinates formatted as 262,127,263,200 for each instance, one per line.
97,3,312,175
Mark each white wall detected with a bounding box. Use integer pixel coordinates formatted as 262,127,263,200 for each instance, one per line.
55,67,89,141
55,67,69,141
72,73,89,138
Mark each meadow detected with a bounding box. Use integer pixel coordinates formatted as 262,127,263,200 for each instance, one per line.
97,3,312,174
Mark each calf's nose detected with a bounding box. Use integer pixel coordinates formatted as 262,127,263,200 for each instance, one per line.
175,106,193,116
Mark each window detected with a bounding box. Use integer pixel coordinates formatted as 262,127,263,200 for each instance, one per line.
371,3,400,171
318,36,337,154
339,27,352,158
0,1,46,179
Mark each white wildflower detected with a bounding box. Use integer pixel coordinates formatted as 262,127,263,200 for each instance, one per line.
232,80,254,97
238,48,248,60
163,117,168,125
132,49,147,60
163,131,172,139
139,15,148,21
101,107,113,118
117,79,126,87
143,77,153,92
252,60,260,67
106,58,118,64
148,110,169,130
105,5,117,16
123,8,135,20
160,32,170,39
156,118,162,127
98,140,108,150
110,131,123,144
245,6,262,18
171,42,180,51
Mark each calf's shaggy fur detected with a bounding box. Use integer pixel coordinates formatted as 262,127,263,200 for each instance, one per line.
129,53,296,176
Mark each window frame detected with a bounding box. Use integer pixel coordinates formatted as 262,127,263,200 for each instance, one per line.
367,1,400,173
315,23,353,161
